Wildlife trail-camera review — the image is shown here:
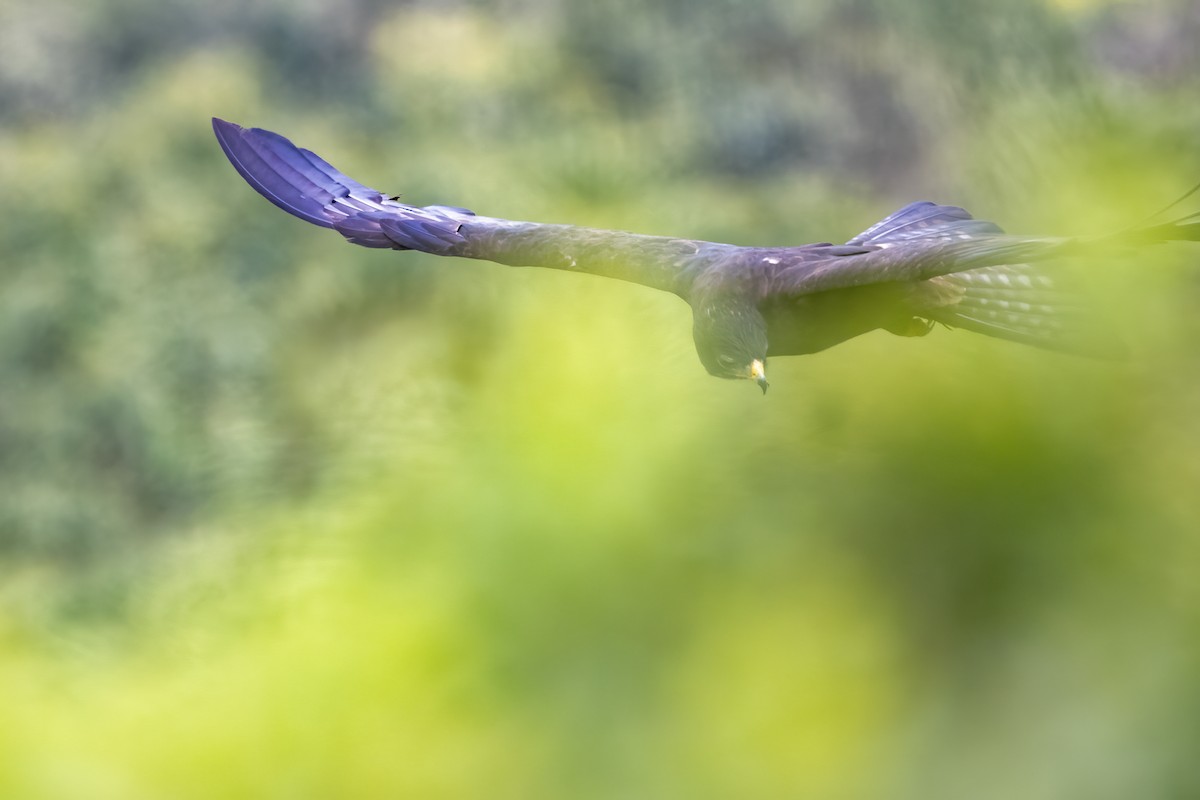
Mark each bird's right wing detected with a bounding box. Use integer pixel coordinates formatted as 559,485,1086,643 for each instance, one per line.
213,119,716,297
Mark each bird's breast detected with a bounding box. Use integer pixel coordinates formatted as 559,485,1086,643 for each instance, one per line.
760,284,919,355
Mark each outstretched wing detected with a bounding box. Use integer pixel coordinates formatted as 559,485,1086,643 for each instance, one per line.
798,199,1200,355
847,201,1006,245
848,203,1093,350
212,118,715,297
766,201,1129,355
773,202,1075,295
774,200,1200,295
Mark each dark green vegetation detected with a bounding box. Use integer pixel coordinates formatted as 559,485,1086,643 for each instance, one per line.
2,1,1199,797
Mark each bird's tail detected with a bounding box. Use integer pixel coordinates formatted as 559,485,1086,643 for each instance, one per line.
855,199,1200,354
922,264,1117,356
212,118,472,252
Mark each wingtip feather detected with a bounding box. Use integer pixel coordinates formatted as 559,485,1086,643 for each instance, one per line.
213,118,339,229
213,118,479,256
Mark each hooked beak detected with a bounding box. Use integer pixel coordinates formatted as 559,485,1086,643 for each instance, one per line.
750,359,769,395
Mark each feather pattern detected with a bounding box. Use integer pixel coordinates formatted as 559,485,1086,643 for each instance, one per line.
921,264,1114,354
848,201,1004,244
847,205,1109,353
214,118,711,295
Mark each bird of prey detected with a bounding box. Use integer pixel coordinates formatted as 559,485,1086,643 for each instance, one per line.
213,118,1199,393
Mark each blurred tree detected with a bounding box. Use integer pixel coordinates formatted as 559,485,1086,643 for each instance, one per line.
1,1,1200,795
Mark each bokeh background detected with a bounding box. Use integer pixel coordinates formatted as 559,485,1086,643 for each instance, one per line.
2,0,1200,797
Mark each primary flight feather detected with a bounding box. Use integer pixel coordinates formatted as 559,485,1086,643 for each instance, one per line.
213,118,1200,393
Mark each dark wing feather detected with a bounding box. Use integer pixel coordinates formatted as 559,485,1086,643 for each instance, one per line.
778,199,1200,296
775,234,1072,295
847,201,1004,244
213,119,712,296
214,119,384,230
771,200,1062,295
837,201,1193,355
765,202,1103,352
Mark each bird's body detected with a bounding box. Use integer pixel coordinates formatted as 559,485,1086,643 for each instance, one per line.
213,118,1199,391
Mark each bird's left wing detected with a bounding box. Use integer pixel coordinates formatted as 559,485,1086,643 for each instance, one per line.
770,200,1200,295
768,202,1072,295
213,119,716,297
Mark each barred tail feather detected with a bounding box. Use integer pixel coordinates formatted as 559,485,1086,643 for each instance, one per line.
926,265,1119,357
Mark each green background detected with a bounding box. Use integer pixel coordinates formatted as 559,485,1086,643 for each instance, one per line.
2,0,1199,796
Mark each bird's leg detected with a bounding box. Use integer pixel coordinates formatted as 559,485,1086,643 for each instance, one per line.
884,317,936,337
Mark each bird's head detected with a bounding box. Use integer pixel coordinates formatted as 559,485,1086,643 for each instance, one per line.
693,303,770,394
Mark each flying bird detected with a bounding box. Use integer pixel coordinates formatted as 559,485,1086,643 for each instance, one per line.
213,118,1199,393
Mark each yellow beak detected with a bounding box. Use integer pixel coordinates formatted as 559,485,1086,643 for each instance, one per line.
749,359,768,395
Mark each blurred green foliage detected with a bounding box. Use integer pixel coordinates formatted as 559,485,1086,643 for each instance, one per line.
2,0,1200,797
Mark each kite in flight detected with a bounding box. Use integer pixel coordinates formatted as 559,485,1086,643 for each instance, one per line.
213,118,1199,393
